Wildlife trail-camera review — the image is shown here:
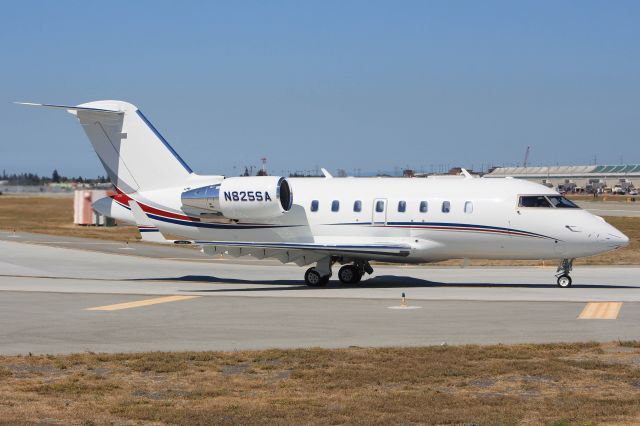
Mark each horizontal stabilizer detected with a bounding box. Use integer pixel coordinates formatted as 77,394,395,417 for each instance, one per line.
14,102,123,114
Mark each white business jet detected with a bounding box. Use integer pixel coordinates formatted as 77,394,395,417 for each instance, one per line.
19,101,629,287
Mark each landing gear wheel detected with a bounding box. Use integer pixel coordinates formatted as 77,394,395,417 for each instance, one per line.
305,267,329,287
338,265,362,284
557,274,572,288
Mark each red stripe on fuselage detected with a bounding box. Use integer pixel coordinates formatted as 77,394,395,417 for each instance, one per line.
112,187,200,222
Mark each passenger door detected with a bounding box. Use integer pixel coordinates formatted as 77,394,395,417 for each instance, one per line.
372,198,387,225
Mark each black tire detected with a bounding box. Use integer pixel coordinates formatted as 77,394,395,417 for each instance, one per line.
338,265,359,284
305,267,328,287
557,274,572,288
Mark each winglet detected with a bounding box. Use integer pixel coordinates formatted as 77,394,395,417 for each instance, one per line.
460,168,473,178
129,200,169,243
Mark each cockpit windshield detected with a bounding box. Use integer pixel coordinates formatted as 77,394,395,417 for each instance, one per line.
519,196,551,208
546,196,579,208
518,195,580,209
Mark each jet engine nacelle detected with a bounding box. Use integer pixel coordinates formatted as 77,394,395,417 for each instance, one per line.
181,176,293,220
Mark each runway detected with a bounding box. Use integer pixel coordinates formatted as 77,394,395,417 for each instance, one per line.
576,200,640,217
0,232,639,354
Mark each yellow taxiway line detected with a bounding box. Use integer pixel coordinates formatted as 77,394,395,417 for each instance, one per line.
578,302,622,320
85,295,200,311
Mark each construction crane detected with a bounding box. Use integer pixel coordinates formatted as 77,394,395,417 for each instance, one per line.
522,146,531,168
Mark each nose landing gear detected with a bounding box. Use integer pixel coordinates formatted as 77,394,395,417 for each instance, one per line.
555,258,574,288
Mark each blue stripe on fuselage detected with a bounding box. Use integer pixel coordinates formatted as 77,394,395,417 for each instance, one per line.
147,212,296,229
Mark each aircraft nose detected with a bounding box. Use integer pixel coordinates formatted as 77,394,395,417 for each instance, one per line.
617,231,630,247
598,222,629,249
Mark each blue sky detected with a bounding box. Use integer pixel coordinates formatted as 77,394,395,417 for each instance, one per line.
1,1,639,177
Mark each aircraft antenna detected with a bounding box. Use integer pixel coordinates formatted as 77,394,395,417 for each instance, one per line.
523,146,531,168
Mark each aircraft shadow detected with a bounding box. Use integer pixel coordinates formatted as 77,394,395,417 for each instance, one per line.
131,275,640,292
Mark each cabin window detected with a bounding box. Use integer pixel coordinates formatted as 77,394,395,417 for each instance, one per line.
331,200,340,212
419,201,428,213
398,200,406,213
375,200,385,212
464,201,473,214
518,196,552,208
310,200,319,212
353,200,362,212
441,201,451,213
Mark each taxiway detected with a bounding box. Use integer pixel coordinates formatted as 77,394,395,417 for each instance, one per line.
0,232,638,354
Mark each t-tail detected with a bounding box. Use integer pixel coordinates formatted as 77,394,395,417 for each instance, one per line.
16,100,197,194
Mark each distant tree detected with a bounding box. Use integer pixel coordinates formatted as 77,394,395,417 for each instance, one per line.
52,169,61,183
337,169,347,177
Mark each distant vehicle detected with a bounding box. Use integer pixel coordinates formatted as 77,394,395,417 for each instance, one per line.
612,186,625,195
628,189,638,196
19,100,630,288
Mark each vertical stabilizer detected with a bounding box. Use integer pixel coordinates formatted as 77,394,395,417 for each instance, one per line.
17,101,193,193
73,100,192,193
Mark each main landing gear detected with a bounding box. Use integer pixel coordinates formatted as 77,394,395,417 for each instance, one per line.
303,258,373,287
338,265,362,284
555,258,574,288
337,260,374,285
304,267,330,287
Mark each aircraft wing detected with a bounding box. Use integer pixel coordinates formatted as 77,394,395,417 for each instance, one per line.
127,198,412,265
193,240,412,266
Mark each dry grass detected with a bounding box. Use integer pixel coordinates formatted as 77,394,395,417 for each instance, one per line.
0,195,138,241
0,343,639,425
580,216,640,265
0,195,638,265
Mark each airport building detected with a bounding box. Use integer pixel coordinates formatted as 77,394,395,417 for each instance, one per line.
484,164,640,194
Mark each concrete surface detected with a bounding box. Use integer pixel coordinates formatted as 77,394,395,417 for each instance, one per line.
0,233,638,354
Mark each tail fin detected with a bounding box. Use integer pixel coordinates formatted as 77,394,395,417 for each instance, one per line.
17,100,192,193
